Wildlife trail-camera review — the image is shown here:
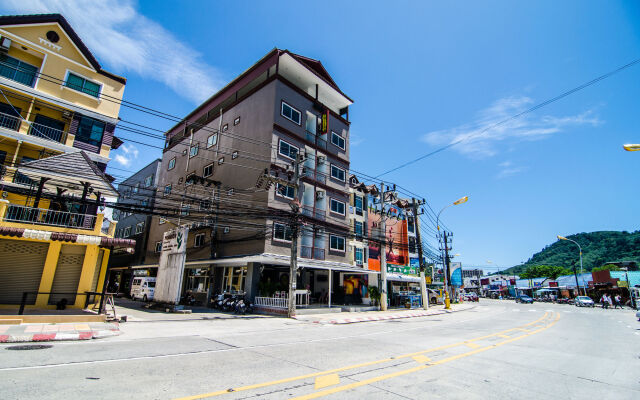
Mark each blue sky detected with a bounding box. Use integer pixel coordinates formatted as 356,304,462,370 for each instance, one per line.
4,1,640,272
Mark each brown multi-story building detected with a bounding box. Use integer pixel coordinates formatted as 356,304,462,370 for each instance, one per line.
144,49,373,306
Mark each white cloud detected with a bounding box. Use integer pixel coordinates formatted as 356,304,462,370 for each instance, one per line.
422,96,602,159
114,143,138,167
2,0,222,103
350,132,364,147
496,161,526,179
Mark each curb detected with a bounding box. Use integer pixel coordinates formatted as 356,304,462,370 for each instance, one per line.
300,305,474,325
0,328,121,343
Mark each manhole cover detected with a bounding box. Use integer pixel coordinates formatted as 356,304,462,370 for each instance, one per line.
6,344,53,351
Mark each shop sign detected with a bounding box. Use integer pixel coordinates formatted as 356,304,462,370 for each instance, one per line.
425,276,432,284
387,265,419,276
618,280,628,287
133,269,149,277
450,262,462,286
162,226,188,254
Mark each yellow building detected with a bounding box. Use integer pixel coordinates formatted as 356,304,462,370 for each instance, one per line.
0,14,131,310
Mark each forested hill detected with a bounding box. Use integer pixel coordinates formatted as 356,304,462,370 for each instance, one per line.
504,231,640,275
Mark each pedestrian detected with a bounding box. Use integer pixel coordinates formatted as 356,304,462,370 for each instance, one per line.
614,294,622,309
600,293,608,309
607,294,613,309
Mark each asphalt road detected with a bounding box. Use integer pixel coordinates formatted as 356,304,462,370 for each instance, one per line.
1,300,638,399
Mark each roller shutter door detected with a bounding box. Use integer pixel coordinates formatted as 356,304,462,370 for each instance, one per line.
49,245,85,305
0,239,49,305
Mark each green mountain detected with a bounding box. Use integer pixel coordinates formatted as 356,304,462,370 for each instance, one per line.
504,231,640,275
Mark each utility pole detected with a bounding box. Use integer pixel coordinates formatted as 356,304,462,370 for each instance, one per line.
442,231,452,308
287,155,302,318
379,181,388,311
411,198,429,310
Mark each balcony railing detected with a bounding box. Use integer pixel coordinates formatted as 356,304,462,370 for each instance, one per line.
12,171,35,186
305,130,316,143
317,137,327,150
0,111,21,131
313,248,325,260
301,205,325,221
300,245,325,260
4,204,97,230
28,122,66,143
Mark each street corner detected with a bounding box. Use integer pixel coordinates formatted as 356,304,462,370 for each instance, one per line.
0,322,121,343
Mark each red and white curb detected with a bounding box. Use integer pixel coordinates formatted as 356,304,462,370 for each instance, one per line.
0,329,120,343
295,307,469,324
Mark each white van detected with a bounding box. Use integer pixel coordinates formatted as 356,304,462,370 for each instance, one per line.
131,277,156,302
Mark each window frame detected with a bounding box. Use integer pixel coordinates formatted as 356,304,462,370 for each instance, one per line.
275,183,295,200
273,222,293,243
155,241,162,253
189,143,199,158
329,235,346,252
222,123,229,132
185,173,195,186
355,247,364,265
206,133,218,148
234,116,240,125
329,198,346,216
75,115,105,147
168,157,176,170
232,151,238,160
63,70,103,99
330,164,346,182
354,195,363,215
281,101,301,125
278,139,299,161
354,221,364,238
331,131,346,150
164,184,172,196
194,233,205,248
124,226,131,237
203,163,214,177
135,221,145,234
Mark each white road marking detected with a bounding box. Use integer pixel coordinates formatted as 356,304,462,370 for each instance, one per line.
528,309,536,312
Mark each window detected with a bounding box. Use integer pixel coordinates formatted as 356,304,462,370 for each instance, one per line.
0,53,38,87
144,175,153,187
65,72,101,97
194,233,205,247
234,117,240,125
227,188,234,196
355,248,364,265
278,139,299,160
189,143,199,158
276,183,295,200
330,235,346,252
222,123,228,132
273,223,293,242
142,199,148,207
331,131,345,150
168,157,176,170
354,221,364,238
164,184,172,196
185,173,195,186
330,198,346,215
218,157,224,165
281,102,301,125
199,199,211,210
232,151,238,160
124,226,131,237
409,237,417,253
407,216,415,233
203,163,213,177
223,226,230,234
330,165,346,182
181,205,190,216
75,116,105,147
155,241,162,253
354,195,363,215
207,134,218,148
133,183,139,194
135,221,145,234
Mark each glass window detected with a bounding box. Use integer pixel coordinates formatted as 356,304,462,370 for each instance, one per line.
75,116,105,147
278,139,298,160
135,221,145,234
330,198,345,215
133,183,139,194
181,205,190,216
355,221,363,237
234,117,240,125
185,173,195,186
194,233,205,247
273,223,293,242
218,157,224,165
407,216,415,233
354,195,363,214
207,133,218,148
330,165,345,181
276,183,295,200
232,151,238,159
164,184,172,196
124,226,131,237
168,157,176,170
0,102,21,131
281,102,301,125
189,143,199,158
144,175,153,187
203,163,213,177
155,241,162,253
355,248,364,265
331,131,345,150
330,235,345,252
65,72,101,97
0,53,38,87
222,124,228,132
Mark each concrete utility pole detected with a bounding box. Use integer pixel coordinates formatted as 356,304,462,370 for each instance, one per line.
442,231,452,308
287,155,302,318
411,198,429,310
379,181,389,311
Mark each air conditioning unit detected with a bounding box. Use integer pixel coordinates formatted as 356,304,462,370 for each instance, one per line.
315,190,325,200
317,155,326,165
0,37,11,52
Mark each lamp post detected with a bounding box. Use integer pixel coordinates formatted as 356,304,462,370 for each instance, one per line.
557,235,586,296
623,144,640,151
437,196,468,309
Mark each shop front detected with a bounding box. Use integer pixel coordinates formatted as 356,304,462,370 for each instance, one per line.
387,273,422,308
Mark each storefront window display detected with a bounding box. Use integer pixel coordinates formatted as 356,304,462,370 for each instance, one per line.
221,266,247,294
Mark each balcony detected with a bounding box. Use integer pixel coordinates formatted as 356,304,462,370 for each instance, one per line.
28,122,66,143
0,111,21,131
305,130,315,143
301,205,325,221
301,245,325,260
0,55,38,87
317,136,327,150
4,204,97,230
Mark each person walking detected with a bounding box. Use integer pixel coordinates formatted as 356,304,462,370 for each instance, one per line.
601,293,609,309
614,294,622,309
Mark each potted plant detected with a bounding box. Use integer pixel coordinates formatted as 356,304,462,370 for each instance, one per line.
369,286,381,307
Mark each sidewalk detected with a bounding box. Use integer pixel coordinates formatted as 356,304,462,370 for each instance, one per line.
0,322,120,343
293,303,476,324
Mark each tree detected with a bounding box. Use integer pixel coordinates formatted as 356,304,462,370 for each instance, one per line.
592,264,620,272
520,265,570,279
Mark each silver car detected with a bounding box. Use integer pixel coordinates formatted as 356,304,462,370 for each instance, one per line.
574,296,594,307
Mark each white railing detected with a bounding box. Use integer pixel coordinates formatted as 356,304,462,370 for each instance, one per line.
254,296,288,309
28,122,66,143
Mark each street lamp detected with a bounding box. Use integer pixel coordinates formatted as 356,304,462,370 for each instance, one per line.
557,235,586,296
437,196,469,309
623,144,640,151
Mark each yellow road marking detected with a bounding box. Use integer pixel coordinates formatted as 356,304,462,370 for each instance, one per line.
314,374,340,389
291,313,561,400
411,355,431,364
465,342,481,349
498,334,510,338
173,312,551,400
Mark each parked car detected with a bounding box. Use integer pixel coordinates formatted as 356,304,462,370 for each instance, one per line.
462,292,479,302
515,294,534,304
574,296,594,307
131,277,156,302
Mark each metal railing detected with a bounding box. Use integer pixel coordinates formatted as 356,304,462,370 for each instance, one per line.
5,204,97,229
28,122,66,143
0,111,21,131
301,245,325,260
18,291,111,315
314,248,325,260
254,296,288,309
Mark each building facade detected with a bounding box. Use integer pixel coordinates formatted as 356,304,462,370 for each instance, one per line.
0,14,129,310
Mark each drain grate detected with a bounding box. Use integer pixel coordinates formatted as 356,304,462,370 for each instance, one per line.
6,344,53,351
